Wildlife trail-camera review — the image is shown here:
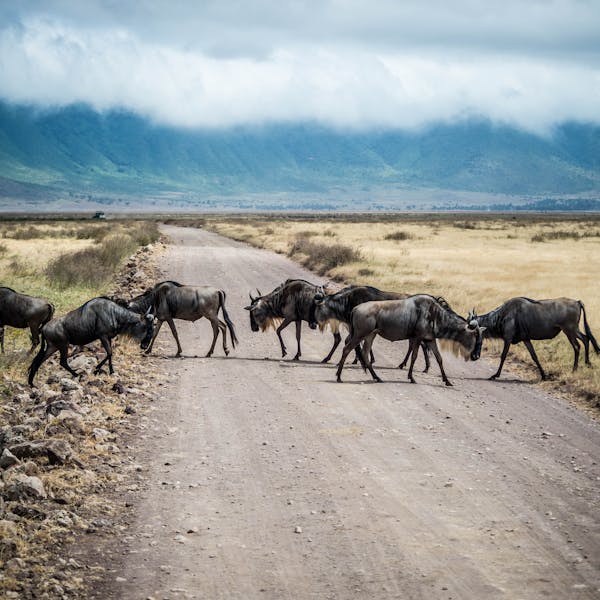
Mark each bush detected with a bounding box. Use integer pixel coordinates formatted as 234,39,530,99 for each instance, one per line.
45,233,138,289
384,230,414,241
288,237,362,274
0,241,7,256
129,221,160,246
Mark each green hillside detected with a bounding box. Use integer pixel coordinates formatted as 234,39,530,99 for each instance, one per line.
0,101,599,209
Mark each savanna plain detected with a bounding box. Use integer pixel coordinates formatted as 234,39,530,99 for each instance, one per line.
1,212,599,599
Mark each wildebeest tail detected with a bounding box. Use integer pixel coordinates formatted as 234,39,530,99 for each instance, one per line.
42,302,55,327
580,301,600,354
28,332,48,386
218,290,238,348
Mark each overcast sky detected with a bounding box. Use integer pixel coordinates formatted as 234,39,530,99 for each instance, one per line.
0,1,599,133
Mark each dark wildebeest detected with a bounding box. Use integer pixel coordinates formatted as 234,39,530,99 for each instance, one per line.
244,279,325,361
0,287,54,353
336,295,485,386
470,297,600,381
310,285,431,370
28,297,154,386
126,281,238,357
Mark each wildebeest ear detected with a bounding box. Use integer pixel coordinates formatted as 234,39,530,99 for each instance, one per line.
244,305,251,311
479,326,487,333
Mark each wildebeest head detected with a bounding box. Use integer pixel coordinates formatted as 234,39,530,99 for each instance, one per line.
466,313,485,361
244,290,270,332
134,307,155,350
310,292,327,330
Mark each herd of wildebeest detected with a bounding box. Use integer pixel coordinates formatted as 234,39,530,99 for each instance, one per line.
0,278,599,387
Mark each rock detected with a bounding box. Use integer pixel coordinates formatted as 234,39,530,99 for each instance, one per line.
68,355,97,373
112,381,126,394
13,392,31,404
46,410,85,435
4,557,26,571
9,439,74,465
60,378,82,392
294,526,302,534
91,428,111,441
12,504,47,520
0,519,17,535
0,448,20,470
0,538,18,561
5,474,47,500
46,398,81,417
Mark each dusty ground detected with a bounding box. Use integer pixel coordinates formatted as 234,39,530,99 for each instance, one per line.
81,224,600,599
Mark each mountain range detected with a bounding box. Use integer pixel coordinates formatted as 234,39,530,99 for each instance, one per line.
1,101,599,211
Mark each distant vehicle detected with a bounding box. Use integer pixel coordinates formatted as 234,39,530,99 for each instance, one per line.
92,212,106,219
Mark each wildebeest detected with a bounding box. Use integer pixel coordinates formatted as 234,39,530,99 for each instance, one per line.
244,279,325,360
336,295,485,386
311,285,431,370
471,297,600,380
126,281,238,357
0,287,54,353
28,297,154,386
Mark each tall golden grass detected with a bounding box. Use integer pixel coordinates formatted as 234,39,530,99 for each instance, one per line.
199,214,600,406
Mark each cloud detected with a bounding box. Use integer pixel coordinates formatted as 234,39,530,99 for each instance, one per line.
0,2,599,133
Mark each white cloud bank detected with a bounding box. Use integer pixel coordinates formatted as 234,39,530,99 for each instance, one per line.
1,1,599,133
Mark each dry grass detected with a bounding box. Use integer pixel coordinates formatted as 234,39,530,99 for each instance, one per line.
0,219,159,361
199,214,600,406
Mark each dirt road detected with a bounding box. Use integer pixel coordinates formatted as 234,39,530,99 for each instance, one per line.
94,224,600,599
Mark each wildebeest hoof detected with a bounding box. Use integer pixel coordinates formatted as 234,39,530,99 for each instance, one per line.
409,378,416,384
292,355,301,361
374,377,382,383
489,374,499,380
224,349,230,356
321,358,330,364
445,380,453,387
205,352,213,358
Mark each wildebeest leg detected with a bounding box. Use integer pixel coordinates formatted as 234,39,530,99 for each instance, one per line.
144,319,164,355
337,334,381,383
398,341,430,373
218,319,230,356
276,317,293,357
427,340,452,386
28,324,40,354
166,318,183,357
490,340,511,380
58,345,80,378
206,318,221,357
28,342,58,386
0,325,4,353
407,339,420,384
523,340,547,380
562,329,581,371
321,331,341,363
94,337,114,374
293,320,302,361
576,330,590,366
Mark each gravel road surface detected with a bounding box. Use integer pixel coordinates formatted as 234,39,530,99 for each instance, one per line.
97,224,600,599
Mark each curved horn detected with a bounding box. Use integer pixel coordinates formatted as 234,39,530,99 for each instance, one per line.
256,289,262,298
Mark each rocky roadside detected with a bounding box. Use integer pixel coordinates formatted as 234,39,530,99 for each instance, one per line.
0,239,167,599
